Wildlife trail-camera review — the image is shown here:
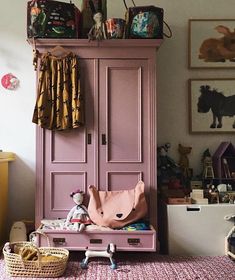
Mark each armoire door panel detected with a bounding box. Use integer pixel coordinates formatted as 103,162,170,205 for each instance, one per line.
99,59,149,189
51,129,86,163
43,58,96,219
45,171,87,218
105,66,142,163
106,171,143,191
44,59,95,165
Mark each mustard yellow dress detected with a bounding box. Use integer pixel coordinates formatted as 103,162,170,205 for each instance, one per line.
32,52,84,130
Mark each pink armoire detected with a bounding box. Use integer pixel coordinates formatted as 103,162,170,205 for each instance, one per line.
34,39,162,251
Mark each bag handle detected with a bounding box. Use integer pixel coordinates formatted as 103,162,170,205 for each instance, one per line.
123,0,136,10
163,20,173,38
29,230,51,247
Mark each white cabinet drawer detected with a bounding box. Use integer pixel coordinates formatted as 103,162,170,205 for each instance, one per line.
166,204,235,256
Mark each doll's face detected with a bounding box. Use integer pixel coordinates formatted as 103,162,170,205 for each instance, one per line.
73,192,84,205
93,12,102,23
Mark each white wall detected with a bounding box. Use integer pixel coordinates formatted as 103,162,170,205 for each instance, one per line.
0,0,35,228
1,0,235,227
152,0,235,176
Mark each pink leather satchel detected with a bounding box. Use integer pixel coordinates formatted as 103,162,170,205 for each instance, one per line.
87,181,148,229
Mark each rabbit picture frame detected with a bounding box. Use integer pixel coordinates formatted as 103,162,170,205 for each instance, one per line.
189,19,235,68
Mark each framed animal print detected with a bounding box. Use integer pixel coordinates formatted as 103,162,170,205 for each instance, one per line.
189,19,235,68
189,79,235,133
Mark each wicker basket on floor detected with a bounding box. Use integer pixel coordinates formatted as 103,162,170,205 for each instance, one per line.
3,241,69,278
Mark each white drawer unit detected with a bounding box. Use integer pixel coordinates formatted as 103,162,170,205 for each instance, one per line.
162,203,235,256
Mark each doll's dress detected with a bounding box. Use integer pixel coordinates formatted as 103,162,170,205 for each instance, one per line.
70,205,92,225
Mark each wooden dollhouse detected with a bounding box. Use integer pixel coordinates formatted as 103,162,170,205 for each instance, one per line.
212,141,235,181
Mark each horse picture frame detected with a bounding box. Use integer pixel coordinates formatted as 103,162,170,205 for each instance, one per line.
189,78,235,133
189,19,235,69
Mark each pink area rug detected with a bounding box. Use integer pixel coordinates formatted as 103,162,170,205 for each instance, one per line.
0,252,234,280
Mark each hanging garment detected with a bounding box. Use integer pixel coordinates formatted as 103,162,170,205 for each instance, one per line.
32,52,84,130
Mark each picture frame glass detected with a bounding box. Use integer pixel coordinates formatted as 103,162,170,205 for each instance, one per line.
189,79,235,133
189,19,235,68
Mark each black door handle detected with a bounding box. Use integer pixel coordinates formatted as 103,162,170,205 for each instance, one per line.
87,133,92,145
102,134,106,145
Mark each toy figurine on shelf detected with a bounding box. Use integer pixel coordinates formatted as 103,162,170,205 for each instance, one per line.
87,0,106,41
208,184,219,203
178,144,192,179
65,190,92,232
202,148,215,179
157,143,181,183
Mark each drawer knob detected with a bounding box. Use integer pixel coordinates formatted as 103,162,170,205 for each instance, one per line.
53,237,66,245
90,239,103,244
128,238,140,245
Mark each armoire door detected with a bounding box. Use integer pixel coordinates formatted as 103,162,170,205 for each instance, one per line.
42,58,96,219
98,59,150,191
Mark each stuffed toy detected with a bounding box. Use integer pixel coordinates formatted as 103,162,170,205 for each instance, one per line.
41,254,61,262
157,143,181,183
19,246,61,262
9,221,27,243
19,246,38,261
65,190,91,232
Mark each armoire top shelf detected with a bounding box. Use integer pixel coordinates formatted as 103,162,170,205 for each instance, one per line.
27,38,163,49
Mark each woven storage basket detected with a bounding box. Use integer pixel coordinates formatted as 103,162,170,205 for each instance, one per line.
3,237,69,278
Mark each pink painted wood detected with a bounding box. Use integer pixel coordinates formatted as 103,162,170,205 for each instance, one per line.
37,227,156,252
34,39,162,251
99,59,148,191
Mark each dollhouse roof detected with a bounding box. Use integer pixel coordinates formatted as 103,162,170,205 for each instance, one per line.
212,142,235,159
212,142,235,178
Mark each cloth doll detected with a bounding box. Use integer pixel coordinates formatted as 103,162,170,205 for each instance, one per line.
88,12,107,41
65,190,91,232
157,143,181,183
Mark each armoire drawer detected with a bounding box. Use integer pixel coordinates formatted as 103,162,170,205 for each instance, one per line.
36,227,156,252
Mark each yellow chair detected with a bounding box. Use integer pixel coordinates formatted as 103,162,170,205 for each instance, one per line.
0,152,15,248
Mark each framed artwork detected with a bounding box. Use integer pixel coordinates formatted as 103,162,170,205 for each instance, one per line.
189,79,235,133
189,19,235,68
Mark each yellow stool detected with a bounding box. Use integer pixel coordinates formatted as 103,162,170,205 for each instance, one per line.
0,152,15,248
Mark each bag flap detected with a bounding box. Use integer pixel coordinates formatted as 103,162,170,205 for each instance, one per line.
88,187,134,221
88,181,145,222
